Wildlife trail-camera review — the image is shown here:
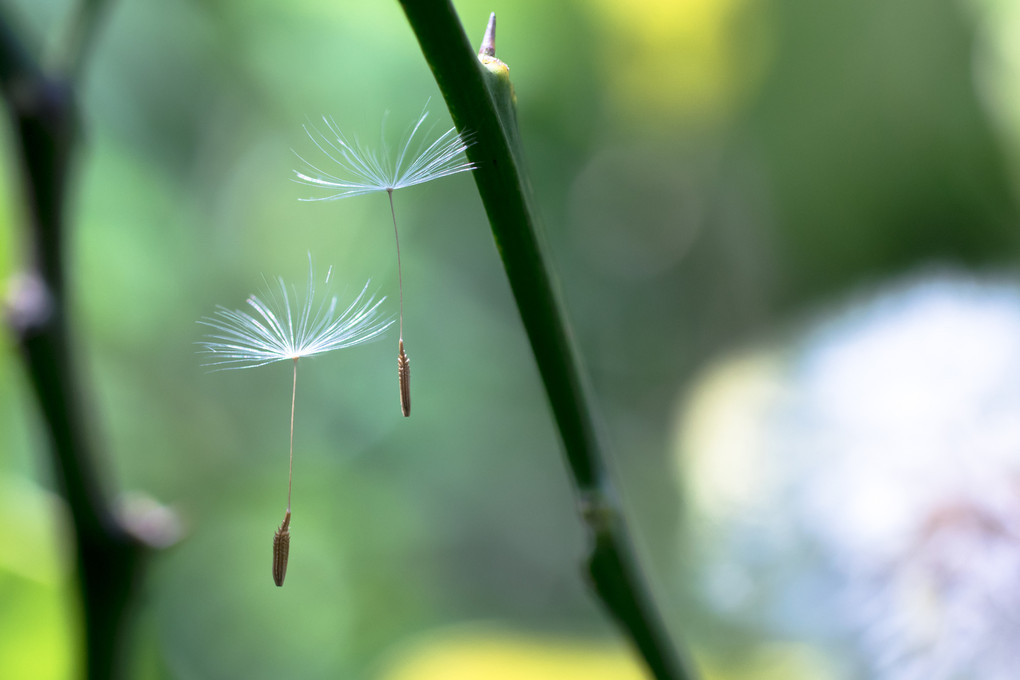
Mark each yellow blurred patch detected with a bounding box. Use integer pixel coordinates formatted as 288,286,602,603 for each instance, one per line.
0,477,76,680
700,642,839,680
0,477,70,584
377,626,835,680
674,349,788,516
377,628,648,680
590,0,772,129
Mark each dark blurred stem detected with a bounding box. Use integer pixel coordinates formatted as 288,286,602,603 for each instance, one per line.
396,4,694,679
0,5,146,680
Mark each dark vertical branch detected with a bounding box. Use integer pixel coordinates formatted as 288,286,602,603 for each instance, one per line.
0,6,149,680
396,4,694,679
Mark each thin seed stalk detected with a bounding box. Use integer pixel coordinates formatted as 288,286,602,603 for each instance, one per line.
387,188,412,417
387,188,404,341
288,357,297,512
275,356,298,587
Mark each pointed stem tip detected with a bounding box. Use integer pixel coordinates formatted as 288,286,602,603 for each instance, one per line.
479,13,496,57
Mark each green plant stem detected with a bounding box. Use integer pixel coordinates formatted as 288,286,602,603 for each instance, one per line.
396,4,693,679
0,6,147,680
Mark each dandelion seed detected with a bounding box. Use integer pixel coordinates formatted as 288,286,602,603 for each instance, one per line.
198,259,392,586
293,105,475,199
398,338,411,417
273,509,291,587
294,104,475,417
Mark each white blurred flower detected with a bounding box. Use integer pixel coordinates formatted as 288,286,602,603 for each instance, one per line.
677,272,1020,679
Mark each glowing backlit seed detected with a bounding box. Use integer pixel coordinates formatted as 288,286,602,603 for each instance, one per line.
198,263,393,590
294,108,475,421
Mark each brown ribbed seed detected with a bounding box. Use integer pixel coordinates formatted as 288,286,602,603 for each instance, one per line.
273,510,291,587
398,339,411,417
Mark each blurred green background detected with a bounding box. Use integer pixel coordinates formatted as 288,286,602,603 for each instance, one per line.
1,0,1019,678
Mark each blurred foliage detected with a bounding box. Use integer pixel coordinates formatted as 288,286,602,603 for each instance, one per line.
0,0,1018,678
0,479,74,680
